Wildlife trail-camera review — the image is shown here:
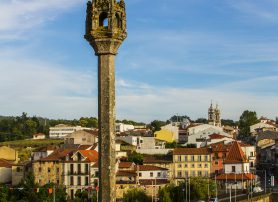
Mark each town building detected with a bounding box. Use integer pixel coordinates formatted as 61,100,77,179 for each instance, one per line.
33,133,46,140
64,129,98,145
0,146,19,163
173,148,211,184
216,141,255,189
0,159,13,184
49,124,92,139
116,123,135,133
32,146,56,161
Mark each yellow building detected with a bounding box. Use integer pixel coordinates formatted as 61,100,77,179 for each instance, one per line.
173,148,211,184
154,129,174,143
0,146,19,162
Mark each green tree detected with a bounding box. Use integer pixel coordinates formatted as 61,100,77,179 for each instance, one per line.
195,118,208,124
128,152,143,165
123,188,151,202
238,110,259,139
0,185,9,202
150,120,166,132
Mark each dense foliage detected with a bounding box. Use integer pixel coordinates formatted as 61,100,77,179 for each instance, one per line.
158,178,216,202
0,172,67,202
123,188,151,202
0,113,98,142
128,151,144,165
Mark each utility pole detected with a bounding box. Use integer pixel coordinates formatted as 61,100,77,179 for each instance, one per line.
84,0,127,201
53,185,55,202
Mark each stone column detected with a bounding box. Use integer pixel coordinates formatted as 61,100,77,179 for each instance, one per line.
97,53,116,202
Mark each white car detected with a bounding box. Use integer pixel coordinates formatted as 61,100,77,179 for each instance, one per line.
253,187,263,193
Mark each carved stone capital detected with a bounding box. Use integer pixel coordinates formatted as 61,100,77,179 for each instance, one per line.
87,38,122,55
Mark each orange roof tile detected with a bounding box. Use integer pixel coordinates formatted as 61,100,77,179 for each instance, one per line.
117,170,137,177
216,173,256,180
138,165,168,171
79,150,98,162
40,148,76,161
209,134,228,139
0,159,13,168
173,148,211,155
224,141,248,164
119,162,134,169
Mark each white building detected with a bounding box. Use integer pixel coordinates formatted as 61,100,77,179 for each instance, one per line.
32,146,56,161
0,159,12,184
138,165,168,181
64,130,98,145
216,141,256,189
186,126,232,147
116,123,134,133
33,133,46,140
250,122,277,135
49,124,92,139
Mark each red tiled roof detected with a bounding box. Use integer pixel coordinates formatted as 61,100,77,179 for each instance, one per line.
0,159,13,168
209,134,228,139
78,145,94,150
224,141,248,164
40,148,76,161
216,173,256,180
79,150,98,162
117,170,137,177
138,165,168,171
173,148,211,155
119,162,134,169
139,179,169,185
209,142,229,152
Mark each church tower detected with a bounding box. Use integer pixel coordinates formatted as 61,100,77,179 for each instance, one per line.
84,1,127,201
208,102,221,127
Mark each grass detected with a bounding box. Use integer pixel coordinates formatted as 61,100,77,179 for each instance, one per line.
0,139,63,148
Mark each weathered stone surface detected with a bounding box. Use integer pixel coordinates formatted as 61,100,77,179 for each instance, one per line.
84,0,127,201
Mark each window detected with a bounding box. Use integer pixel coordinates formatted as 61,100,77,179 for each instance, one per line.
39,167,42,172
178,164,182,168
250,162,254,167
78,164,81,174
57,180,59,184
205,171,209,177
177,171,182,178
250,152,254,157
56,168,59,173
184,156,188,162
205,155,208,161
198,164,202,168
95,171,99,177
139,172,142,177
70,176,74,185
198,171,202,176
232,166,236,173
191,156,195,161
198,155,202,161
184,164,188,168
16,167,21,172
191,164,195,168
48,168,51,173
85,164,89,174
78,176,81,185
178,155,182,162
99,12,108,27
85,177,89,185
157,172,161,177
70,164,74,174
150,172,153,177
204,164,208,168
191,171,195,177
184,171,188,178
215,161,218,165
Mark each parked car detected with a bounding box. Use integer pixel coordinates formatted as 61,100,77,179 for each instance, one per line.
253,187,263,193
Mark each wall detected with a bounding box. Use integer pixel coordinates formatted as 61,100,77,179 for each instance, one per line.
0,167,12,183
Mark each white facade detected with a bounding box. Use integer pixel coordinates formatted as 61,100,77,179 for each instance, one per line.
0,167,12,184
33,150,54,161
49,124,91,139
64,130,98,145
250,122,276,134
116,123,135,133
241,145,256,169
187,124,224,136
33,133,46,140
224,163,250,174
117,136,165,150
187,127,232,148
138,167,168,180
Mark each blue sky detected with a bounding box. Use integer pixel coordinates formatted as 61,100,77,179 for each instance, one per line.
0,0,278,122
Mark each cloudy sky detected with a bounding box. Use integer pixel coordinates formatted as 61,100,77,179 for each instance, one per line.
0,0,278,122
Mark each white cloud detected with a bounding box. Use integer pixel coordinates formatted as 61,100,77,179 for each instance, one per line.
0,0,83,39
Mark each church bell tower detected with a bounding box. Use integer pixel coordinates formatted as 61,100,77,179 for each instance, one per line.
84,0,127,201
